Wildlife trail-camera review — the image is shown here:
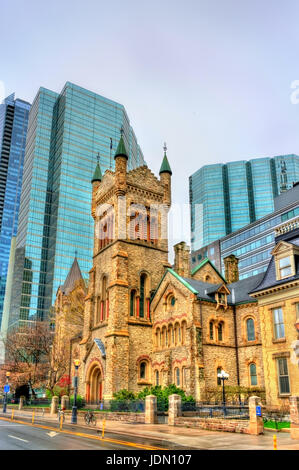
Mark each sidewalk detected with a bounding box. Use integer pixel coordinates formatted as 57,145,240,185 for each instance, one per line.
3,408,299,450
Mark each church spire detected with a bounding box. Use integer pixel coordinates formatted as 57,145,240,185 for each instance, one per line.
114,126,128,160
91,152,103,183
159,142,172,175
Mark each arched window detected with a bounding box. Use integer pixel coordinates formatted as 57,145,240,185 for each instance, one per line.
249,363,257,386
156,328,161,349
246,318,255,341
217,367,222,386
218,322,223,342
175,367,180,386
209,321,214,340
182,367,187,389
140,361,147,380
155,370,159,386
96,296,101,324
130,290,136,317
181,321,187,345
102,276,107,320
155,330,159,349
174,323,179,346
168,325,173,347
178,325,182,344
139,273,148,318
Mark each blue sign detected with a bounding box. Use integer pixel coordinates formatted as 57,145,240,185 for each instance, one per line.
94,338,106,358
256,405,262,416
4,385,10,394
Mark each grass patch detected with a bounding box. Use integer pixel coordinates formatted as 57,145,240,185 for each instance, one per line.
263,420,290,430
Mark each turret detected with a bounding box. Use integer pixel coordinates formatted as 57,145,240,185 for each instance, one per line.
159,143,172,206
224,254,239,283
114,128,128,196
174,241,191,278
91,155,102,218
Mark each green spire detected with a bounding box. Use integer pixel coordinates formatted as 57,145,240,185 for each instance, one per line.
159,142,172,175
91,154,102,183
114,127,128,160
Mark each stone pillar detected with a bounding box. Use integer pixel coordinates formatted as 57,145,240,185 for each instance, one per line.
168,394,182,426
61,395,70,410
247,396,264,435
145,395,158,424
18,396,25,410
290,396,299,439
50,396,59,415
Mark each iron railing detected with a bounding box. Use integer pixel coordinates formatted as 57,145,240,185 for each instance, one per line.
181,402,249,419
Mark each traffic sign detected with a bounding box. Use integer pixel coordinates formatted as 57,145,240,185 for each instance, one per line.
4,384,10,394
256,405,262,416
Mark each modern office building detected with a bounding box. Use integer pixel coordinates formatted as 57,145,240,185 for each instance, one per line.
0,94,31,327
190,155,299,252
4,82,145,329
191,183,299,280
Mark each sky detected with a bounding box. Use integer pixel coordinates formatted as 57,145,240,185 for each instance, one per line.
2,0,299,247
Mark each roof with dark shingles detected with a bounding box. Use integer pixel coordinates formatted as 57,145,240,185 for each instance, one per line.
182,272,264,305
62,257,83,295
250,254,299,294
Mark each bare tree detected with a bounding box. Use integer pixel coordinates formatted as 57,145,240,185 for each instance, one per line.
1,322,54,396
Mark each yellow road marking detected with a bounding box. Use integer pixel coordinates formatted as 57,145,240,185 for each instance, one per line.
0,416,166,450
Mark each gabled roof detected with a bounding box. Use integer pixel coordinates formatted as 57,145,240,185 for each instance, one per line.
151,267,263,306
62,257,84,295
191,258,226,283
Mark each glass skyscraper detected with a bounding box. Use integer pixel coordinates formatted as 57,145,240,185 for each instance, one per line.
190,155,299,251
0,94,31,327
5,82,145,328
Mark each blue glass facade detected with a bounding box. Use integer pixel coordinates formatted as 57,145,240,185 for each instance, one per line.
0,94,30,326
8,83,145,327
190,155,299,251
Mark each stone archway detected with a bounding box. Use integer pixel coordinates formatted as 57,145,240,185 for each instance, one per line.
86,361,104,404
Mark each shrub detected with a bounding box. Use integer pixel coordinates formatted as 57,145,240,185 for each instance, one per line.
113,389,137,400
137,384,195,411
70,395,85,409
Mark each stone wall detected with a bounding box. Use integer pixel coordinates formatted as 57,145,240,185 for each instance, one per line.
173,416,250,433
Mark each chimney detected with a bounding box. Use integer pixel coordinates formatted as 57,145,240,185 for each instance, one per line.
224,254,239,284
174,242,191,278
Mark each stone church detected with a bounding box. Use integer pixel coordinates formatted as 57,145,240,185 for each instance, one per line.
57,134,264,402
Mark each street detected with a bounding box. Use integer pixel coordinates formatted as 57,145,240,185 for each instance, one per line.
0,419,170,451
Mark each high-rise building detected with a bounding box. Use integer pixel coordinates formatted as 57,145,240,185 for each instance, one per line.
0,94,31,326
191,182,299,280
4,82,145,329
190,155,299,251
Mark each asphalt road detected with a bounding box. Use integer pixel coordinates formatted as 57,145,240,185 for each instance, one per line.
0,420,162,450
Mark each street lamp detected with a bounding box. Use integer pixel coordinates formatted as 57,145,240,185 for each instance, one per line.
217,369,229,416
3,372,11,413
71,359,81,424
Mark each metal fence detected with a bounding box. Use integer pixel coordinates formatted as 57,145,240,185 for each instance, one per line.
181,402,249,420
85,399,145,413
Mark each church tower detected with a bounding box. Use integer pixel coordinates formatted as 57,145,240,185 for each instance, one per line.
79,131,172,401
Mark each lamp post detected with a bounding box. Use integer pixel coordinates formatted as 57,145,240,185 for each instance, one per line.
71,359,81,424
217,369,229,416
3,372,11,413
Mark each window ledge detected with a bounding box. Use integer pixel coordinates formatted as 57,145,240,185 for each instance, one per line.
137,380,152,385
272,338,286,344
